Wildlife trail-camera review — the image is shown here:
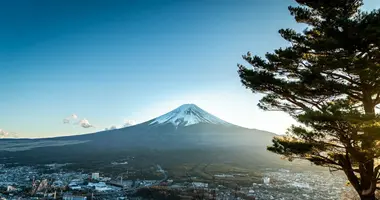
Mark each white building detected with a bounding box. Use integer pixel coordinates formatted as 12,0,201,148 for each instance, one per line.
68,183,82,190
214,174,234,178
88,182,113,192
71,179,83,184
7,186,17,192
99,177,111,182
63,194,87,200
91,173,100,180
263,177,270,185
192,182,208,188
247,189,255,197
141,180,156,186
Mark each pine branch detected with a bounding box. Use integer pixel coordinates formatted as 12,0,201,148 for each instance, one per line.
374,165,380,179
314,154,342,167
325,71,361,87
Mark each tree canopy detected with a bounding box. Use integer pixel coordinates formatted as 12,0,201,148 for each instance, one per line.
237,0,380,199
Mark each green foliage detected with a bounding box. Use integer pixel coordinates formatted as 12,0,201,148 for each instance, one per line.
238,0,380,199
134,188,181,200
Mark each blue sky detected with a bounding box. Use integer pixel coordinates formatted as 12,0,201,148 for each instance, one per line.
1,0,379,138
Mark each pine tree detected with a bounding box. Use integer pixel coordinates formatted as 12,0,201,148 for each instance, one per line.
237,0,380,199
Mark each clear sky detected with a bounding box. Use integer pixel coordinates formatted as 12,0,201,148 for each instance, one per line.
1,0,379,138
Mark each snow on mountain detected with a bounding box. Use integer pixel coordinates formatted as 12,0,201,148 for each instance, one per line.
149,104,232,127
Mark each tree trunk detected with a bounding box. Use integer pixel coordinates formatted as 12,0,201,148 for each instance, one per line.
360,194,377,200
359,91,377,200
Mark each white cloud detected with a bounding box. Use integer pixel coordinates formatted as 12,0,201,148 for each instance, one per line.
105,125,118,131
123,119,136,127
63,113,79,124
78,118,94,128
104,119,136,131
0,129,9,138
62,114,96,129
0,129,17,138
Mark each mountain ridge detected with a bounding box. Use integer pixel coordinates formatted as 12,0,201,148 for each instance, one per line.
0,104,278,155
0,104,281,168
146,104,233,127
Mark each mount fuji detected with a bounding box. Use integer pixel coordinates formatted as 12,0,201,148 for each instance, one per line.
53,103,276,147
0,104,279,165
148,104,231,127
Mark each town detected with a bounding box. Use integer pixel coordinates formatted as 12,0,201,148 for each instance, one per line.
0,163,349,200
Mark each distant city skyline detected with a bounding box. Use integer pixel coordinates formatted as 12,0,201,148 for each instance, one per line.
1,0,379,138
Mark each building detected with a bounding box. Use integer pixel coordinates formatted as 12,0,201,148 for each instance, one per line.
71,179,84,184
7,185,17,192
192,182,208,188
69,184,82,190
263,177,270,185
69,179,83,190
121,180,133,188
141,180,156,186
99,176,111,182
214,174,234,178
63,194,87,200
52,180,64,188
91,173,100,180
88,182,113,192
247,189,255,197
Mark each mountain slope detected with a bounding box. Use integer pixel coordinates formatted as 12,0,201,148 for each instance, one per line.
0,104,279,166
147,104,232,127
1,104,277,150
55,104,275,147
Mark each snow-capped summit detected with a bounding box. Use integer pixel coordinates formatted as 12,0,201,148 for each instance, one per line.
149,104,232,127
